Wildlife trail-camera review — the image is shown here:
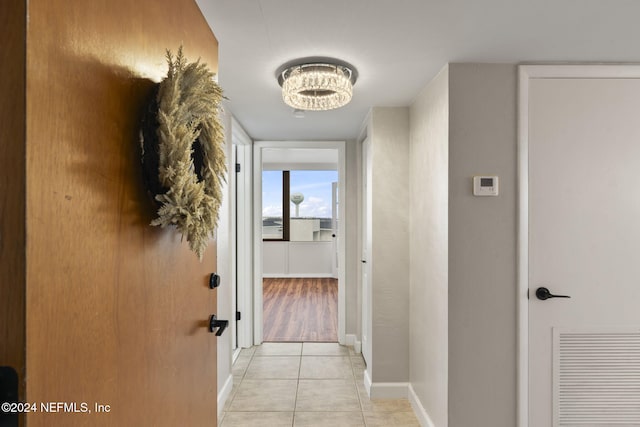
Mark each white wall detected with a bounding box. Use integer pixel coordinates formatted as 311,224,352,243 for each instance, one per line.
370,107,411,383
447,63,517,427
216,106,235,415
409,66,449,427
289,218,321,241
263,241,334,277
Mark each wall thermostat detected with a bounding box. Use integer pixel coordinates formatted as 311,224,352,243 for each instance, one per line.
473,176,499,196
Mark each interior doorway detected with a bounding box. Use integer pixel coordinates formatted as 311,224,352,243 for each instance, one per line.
253,141,347,345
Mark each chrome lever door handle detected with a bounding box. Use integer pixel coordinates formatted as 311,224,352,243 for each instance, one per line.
535,287,571,300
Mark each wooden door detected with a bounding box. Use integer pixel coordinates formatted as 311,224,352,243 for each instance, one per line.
21,0,221,425
526,69,640,426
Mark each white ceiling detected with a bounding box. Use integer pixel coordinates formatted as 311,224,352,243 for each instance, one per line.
196,0,640,141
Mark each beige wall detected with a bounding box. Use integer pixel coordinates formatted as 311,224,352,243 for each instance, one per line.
345,139,360,335
370,107,411,382
447,63,517,427
409,66,449,427
407,63,517,427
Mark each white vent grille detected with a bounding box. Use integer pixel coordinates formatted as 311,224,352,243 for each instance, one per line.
554,329,640,426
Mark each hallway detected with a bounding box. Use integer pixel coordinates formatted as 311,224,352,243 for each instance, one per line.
220,343,419,426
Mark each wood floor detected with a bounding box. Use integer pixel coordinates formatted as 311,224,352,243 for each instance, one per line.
263,278,338,342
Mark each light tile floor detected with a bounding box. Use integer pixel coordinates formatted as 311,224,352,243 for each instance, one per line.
220,343,420,427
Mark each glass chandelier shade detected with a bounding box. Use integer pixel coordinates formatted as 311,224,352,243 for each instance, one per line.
279,62,356,111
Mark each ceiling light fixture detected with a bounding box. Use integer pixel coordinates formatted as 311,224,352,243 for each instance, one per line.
277,59,358,111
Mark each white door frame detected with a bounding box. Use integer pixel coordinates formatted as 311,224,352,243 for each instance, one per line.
331,181,339,279
231,117,253,351
517,64,640,427
253,140,347,345
360,136,372,372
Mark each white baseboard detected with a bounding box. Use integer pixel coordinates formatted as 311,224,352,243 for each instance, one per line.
232,347,242,363
344,335,363,355
364,375,434,427
364,370,410,399
345,334,357,347
408,384,436,427
369,381,410,399
363,369,373,397
217,374,233,418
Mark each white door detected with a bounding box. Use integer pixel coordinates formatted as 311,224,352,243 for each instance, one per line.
234,128,253,349
233,144,238,351
361,138,373,366
332,181,339,278
526,69,640,426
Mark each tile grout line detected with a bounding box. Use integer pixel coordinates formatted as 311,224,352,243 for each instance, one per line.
349,350,368,426
227,343,387,426
291,343,304,427
226,347,255,415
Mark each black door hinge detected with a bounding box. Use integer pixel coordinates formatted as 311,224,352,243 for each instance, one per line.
235,163,241,173
236,311,241,321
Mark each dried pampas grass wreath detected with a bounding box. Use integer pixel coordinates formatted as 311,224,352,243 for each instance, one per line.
140,47,226,260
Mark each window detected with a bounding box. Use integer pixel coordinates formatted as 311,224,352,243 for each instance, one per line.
262,170,288,240
262,170,337,241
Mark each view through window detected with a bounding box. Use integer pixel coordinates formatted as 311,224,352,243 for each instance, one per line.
262,170,338,241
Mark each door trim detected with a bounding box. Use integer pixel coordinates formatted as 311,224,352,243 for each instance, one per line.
360,136,372,369
253,140,347,345
231,117,253,349
517,64,640,427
